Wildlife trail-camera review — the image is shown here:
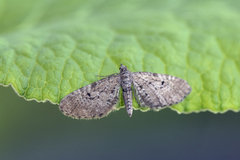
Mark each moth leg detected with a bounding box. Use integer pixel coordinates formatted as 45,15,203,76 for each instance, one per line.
95,73,119,78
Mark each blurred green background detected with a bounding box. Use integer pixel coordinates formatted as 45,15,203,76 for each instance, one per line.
1,85,240,159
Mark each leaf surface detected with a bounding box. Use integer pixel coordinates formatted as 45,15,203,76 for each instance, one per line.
0,0,240,113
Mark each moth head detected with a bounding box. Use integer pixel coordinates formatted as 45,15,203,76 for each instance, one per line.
119,64,128,72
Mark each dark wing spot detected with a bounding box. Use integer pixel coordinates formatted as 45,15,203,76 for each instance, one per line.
149,82,152,84
153,73,158,77
99,113,103,117
87,93,91,97
161,81,165,85
91,82,97,88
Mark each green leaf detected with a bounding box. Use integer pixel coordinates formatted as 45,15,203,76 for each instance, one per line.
0,0,240,114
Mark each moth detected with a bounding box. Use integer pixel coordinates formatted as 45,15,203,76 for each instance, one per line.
59,64,191,119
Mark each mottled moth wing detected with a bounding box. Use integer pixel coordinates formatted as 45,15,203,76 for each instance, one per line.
59,75,121,119
132,72,191,109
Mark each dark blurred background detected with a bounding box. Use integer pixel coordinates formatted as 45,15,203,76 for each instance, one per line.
1,85,240,160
